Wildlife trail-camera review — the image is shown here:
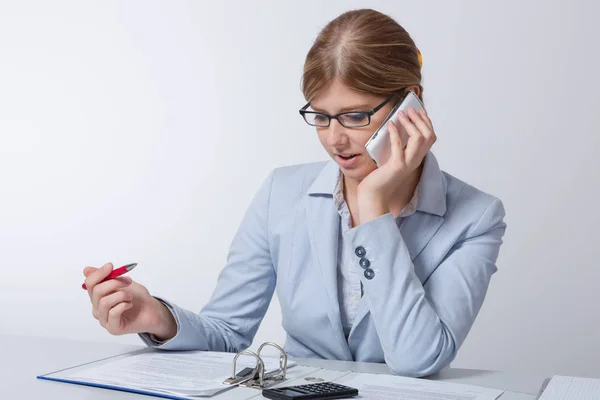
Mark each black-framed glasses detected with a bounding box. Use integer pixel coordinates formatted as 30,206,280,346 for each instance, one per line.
299,94,396,128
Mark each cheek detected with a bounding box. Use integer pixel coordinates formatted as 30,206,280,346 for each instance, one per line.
367,107,393,135
316,130,329,149
371,111,388,125
353,128,376,148
315,128,376,151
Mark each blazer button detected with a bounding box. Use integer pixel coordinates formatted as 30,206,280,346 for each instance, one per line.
359,258,370,269
364,268,375,280
355,246,366,257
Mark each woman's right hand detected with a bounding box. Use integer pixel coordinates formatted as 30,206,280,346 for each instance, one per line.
83,263,177,341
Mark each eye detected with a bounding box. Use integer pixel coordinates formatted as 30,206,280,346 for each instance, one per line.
341,113,369,125
313,114,329,124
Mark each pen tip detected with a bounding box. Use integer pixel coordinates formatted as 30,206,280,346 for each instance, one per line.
126,263,137,271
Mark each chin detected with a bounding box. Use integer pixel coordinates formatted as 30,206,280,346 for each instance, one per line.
342,169,368,182
334,155,376,182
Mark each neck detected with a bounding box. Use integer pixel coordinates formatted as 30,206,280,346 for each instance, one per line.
343,175,360,202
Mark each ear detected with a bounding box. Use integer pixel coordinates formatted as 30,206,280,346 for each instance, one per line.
407,85,421,97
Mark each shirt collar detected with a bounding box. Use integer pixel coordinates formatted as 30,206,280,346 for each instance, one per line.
307,151,447,217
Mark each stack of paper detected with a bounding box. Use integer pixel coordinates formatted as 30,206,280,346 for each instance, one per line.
61,350,294,398
320,371,504,400
539,375,600,400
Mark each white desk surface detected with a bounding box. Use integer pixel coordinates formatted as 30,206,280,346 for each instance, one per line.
2,333,547,399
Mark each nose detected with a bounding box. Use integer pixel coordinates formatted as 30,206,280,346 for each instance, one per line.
326,119,348,147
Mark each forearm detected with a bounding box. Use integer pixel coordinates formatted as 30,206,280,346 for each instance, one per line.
139,298,244,352
361,247,455,376
345,214,456,376
139,170,277,352
357,193,389,225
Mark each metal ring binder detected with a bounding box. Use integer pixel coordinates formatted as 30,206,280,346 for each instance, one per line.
223,342,288,389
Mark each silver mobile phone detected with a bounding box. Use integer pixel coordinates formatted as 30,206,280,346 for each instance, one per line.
364,90,425,166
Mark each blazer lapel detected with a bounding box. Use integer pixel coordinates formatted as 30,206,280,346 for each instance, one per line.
398,213,445,262
305,161,353,360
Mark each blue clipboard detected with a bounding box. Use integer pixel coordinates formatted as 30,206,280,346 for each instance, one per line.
35,348,234,400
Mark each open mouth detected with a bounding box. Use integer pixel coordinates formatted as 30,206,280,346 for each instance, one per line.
335,153,361,167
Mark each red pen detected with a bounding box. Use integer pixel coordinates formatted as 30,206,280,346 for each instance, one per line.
82,262,137,290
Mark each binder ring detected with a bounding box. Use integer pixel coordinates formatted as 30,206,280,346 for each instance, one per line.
223,342,289,389
257,342,287,381
229,349,265,387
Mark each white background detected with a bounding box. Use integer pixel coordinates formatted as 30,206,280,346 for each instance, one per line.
1,0,599,377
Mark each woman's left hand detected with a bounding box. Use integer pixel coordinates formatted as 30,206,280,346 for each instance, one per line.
357,107,436,224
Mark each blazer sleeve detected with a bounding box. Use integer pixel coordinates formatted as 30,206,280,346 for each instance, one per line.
343,198,506,377
138,170,276,353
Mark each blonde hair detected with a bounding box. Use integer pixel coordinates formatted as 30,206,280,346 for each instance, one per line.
302,9,422,104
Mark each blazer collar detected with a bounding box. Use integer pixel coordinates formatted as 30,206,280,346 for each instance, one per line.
416,151,447,216
307,151,447,217
307,159,339,196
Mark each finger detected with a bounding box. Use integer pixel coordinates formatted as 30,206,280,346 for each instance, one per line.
106,302,133,334
91,276,133,309
410,109,436,165
408,108,435,144
98,290,134,326
386,119,404,163
85,262,114,296
419,108,434,131
83,266,97,277
398,110,425,166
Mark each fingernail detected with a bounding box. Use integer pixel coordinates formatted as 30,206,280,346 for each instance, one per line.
123,276,132,284
399,111,406,117
420,109,426,115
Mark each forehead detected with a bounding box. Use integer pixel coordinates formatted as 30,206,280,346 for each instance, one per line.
310,79,384,113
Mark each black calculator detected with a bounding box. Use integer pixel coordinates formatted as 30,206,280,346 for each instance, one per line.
262,382,359,399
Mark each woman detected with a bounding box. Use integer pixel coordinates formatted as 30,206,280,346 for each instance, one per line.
83,9,506,377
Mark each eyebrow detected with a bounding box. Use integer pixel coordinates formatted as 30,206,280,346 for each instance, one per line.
311,103,373,114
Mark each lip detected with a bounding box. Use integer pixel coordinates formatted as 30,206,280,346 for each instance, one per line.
335,153,361,168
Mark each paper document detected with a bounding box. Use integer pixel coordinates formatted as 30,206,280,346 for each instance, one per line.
65,350,293,397
539,375,600,400
337,372,503,400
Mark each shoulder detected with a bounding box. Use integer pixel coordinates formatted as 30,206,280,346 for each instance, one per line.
255,161,332,219
442,171,506,237
271,161,329,184
268,160,330,196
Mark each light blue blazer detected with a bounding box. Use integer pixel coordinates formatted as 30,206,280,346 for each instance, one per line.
140,151,507,377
